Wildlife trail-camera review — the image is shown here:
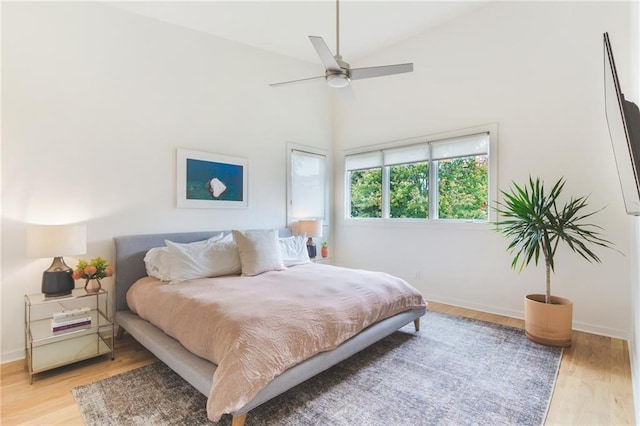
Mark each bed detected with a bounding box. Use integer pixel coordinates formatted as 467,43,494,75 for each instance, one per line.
114,229,427,425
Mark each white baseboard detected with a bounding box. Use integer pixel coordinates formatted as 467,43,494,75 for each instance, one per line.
1,348,25,365
424,294,523,321
572,320,630,341
424,293,630,341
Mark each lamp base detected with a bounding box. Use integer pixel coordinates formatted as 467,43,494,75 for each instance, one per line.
306,237,317,259
42,257,74,296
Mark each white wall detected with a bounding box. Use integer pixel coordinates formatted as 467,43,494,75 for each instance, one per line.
1,3,332,361
628,0,640,421
632,216,640,422
333,1,634,338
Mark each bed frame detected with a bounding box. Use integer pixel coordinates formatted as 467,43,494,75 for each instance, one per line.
114,230,426,426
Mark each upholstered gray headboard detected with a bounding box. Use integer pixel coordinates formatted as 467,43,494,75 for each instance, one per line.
113,229,292,312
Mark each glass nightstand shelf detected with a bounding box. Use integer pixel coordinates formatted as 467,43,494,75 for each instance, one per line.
24,288,115,383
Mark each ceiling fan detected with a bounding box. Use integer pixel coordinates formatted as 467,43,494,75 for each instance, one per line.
270,0,413,100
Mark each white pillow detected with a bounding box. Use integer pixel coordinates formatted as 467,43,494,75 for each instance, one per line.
145,234,226,281
163,233,241,283
279,235,310,266
144,246,170,281
232,229,286,276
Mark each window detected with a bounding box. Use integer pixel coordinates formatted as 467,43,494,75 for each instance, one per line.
287,144,328,223
345,126,495,222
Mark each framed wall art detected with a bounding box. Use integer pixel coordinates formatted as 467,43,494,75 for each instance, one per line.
177,149,248,209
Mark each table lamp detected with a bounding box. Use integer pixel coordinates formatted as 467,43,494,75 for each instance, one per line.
27,224,87,296
298,219,322,259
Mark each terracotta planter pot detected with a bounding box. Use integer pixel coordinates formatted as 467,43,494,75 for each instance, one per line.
524,294,573,347
321,247,328,258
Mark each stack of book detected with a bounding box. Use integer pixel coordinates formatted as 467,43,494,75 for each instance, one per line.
51,307,92,332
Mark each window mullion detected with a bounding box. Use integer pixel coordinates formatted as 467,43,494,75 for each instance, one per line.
430,159,439,220
345,171,352,220
382,165,390,219
428,142,436,220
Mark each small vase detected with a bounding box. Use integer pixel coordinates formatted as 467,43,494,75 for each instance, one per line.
321,247,329,258
84,279,102,293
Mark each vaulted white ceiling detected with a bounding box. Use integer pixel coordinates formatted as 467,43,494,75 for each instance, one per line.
110,1,488,64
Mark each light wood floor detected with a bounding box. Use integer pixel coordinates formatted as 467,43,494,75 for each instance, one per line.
0,302,634,425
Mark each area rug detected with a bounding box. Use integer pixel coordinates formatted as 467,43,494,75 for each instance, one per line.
72,310,562,426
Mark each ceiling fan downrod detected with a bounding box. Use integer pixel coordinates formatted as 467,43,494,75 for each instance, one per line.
336,0,340,56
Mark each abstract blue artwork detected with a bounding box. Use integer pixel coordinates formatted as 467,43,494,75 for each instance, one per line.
177,149,248,208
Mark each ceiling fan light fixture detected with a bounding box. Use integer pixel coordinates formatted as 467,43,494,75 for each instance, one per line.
326,73,350,88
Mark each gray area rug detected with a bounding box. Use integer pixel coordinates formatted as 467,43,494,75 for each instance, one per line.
72,310,562,425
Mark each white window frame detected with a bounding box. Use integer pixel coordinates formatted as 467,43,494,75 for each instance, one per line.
344,124,498,224
286,143,330,226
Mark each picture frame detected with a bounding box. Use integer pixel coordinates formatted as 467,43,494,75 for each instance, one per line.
177,149,248,209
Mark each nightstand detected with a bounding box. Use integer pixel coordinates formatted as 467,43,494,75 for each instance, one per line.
312,257,332,265
24,288,114,383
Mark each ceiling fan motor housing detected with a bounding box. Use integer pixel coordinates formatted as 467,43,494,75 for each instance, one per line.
325,55,351,88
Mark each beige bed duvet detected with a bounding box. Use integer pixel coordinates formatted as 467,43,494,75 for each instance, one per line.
127,262,426,421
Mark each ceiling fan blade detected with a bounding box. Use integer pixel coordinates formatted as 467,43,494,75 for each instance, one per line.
350,63,414,81
338,84,355,102
309,36,341,71
270,75,325,88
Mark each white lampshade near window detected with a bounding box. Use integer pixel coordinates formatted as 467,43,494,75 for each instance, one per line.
27,224,87,296
298,219,322,259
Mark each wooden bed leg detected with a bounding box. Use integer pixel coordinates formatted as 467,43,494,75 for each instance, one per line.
231,413,247,426
116,326,125,340
414,318,420,332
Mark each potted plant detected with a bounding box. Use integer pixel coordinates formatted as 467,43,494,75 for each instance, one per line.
493,177,614,347
73,257,113,293
321,242,329,258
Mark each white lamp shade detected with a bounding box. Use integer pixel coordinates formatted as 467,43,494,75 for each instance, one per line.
27,224,87,258
299,219,323,238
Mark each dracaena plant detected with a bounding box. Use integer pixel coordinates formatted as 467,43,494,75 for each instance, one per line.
493,177,614,304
